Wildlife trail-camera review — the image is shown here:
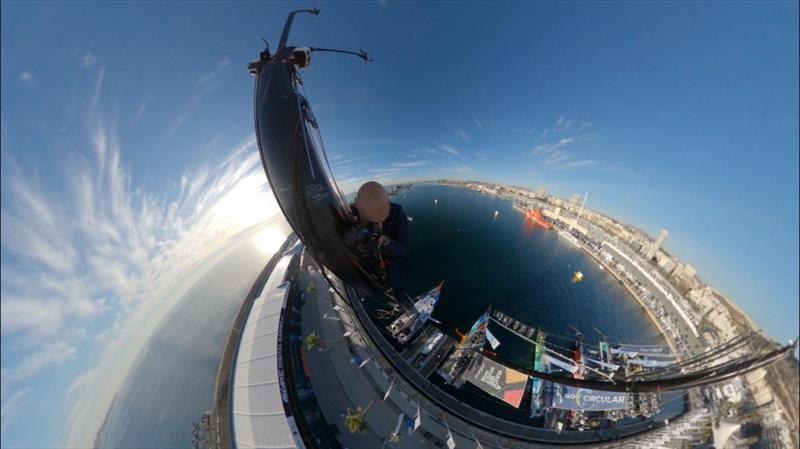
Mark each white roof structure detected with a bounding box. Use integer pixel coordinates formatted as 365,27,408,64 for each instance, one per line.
231,254,299,449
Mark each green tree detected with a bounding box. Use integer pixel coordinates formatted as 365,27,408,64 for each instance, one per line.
305,331,322,350
344,400,375,434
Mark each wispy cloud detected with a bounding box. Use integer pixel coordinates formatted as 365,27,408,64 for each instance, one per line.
348,138,405,145
1,388,29,436
18,72,35,85
473,118,483,129
4,341,76,384
82,51,97,68
533,137,575,155
197,57,230,87
165,82,216,139
531,117,602,170
555,115,574,133
448,123,471,143
391,160,429,168
542,150,571,166
2,71,281,447
558,160,596,170
71,46,97,69
437,143,459,156
130,95,151,128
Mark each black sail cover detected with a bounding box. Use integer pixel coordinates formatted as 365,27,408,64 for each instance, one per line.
252,60,395,305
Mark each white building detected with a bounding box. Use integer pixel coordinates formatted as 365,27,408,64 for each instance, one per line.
646,229,669,260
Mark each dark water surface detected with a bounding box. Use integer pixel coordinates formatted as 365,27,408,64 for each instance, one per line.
398,185,663,364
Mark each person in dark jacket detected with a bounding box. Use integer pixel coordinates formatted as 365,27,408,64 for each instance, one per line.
348,181,411,302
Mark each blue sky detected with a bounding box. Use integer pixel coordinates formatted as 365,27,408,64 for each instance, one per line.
1,2,798,446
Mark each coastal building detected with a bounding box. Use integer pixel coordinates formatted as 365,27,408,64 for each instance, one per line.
646,229,669,260
535,185,547,198
658,257,676,275
568,193,581,207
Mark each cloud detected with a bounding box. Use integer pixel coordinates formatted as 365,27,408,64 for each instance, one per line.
558,160,596,170
473,118,482,129
437,143,459,156
163,57,230,138
430,163,476,177
543,150,570,166
81,51,97,68
555,115,574,133
18,72,35,85
534,137,574,155
2,70,282,447
197,57,231,87
1,388,29,436
371,167,402,174
454,126,470,142
532,122,601,170
4,341,76,384
71,46,97,68
348,138,405,145
165,82,216,139
130,95,151,128
391,160,429,168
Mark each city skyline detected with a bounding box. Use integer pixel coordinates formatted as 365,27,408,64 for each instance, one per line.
1,2,798,447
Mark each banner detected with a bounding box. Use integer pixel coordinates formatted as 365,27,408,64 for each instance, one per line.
585,356,620,372
542,354,578,374
553,385,627,411
617,344,672,356
627,358,674,368
485,328,501,350
463,355,527,408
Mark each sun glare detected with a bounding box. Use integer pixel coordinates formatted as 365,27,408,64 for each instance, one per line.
253,224,284,255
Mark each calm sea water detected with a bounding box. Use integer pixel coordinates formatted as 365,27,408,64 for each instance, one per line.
398,185,663,363
100,184,666,447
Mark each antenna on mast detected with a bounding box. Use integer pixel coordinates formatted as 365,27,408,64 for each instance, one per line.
578,190,588,218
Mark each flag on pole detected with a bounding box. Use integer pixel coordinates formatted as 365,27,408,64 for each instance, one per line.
414,402,422,431
444,417,456,449
383,380,394,401
404,415,415,435
391,413,405,441
359,354,373,369
485,328,501,350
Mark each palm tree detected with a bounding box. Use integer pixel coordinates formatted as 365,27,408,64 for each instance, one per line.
344,400,374,434
305,331,322,350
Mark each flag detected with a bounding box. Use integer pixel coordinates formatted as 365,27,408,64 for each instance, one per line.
446,430,456,449
542,354,577,374
383,380,394,401
359,355,373,369
404,415,415,435
485,328,501,350
393,413,405,436
414,402,422,431
444,417,456,449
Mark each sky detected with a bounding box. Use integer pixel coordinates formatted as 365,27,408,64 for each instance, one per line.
1,1,798,447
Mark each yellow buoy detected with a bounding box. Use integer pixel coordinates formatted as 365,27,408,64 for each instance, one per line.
572,271,584,283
